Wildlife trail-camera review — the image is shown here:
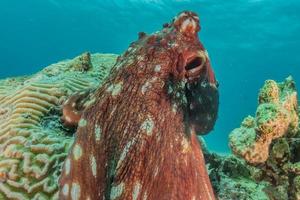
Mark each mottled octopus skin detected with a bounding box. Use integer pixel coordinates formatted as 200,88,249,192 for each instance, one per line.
59,11,219,200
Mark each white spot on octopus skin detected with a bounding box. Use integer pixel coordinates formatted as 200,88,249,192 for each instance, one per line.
133,182,142,200
65,116,72,123
95,125,101,141
154,64,161,72
73,144,83,160
153,166,159,177
62,183,69,196
90,155,97,177
65,158,71,175
141,77,159,95
172,103,178,113
106,81,123,96
78,118,87,127
137,55,143,61
140,117,154,136
71,182,81,200
116,138,137,169
110,182,125,200
143,191,148,200
141,82,151,95
181,137,190,153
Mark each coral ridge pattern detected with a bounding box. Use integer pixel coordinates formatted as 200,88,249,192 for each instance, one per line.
0,53,117,199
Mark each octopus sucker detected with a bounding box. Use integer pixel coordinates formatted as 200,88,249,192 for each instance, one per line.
59,11,219,200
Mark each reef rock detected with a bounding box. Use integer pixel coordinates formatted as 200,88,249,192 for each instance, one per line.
230,77,298,164
229,77,300,199
0,53,117,199
59,11,219,200
205,152,269,200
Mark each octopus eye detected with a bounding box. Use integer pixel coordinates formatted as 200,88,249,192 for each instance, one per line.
185,53,207,82
185,56,204,71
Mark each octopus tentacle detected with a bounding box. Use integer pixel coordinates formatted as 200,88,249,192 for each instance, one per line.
61,89,96,129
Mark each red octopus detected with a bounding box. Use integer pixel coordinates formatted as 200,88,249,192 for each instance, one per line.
61,89,95,129
59,11,219,200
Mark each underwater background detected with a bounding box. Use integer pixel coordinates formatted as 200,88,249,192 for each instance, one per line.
0,0,299,153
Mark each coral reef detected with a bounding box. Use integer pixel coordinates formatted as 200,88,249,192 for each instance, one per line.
68,52,93,72
205,152,269,200
197,137,268,200
0,53,117,199
229,77,300,199
230,77,298,164
59,11,219,200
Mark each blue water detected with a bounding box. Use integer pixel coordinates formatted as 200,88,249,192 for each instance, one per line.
0,0,299,153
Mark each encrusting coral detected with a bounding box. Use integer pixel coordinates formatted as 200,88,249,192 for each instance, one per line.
229,76,300,199
0,53,117,199
59,11,219,200
230,77,298,164
68,52,93,72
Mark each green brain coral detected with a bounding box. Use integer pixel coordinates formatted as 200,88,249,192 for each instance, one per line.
0,53,117,199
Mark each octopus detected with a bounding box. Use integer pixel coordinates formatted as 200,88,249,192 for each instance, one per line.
61,89,96,130
59,11,219,200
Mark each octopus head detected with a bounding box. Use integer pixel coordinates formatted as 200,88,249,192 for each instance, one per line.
113,11,218,135
166,11,219,135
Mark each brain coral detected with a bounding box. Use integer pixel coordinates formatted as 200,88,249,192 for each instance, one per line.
0,53,117,199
